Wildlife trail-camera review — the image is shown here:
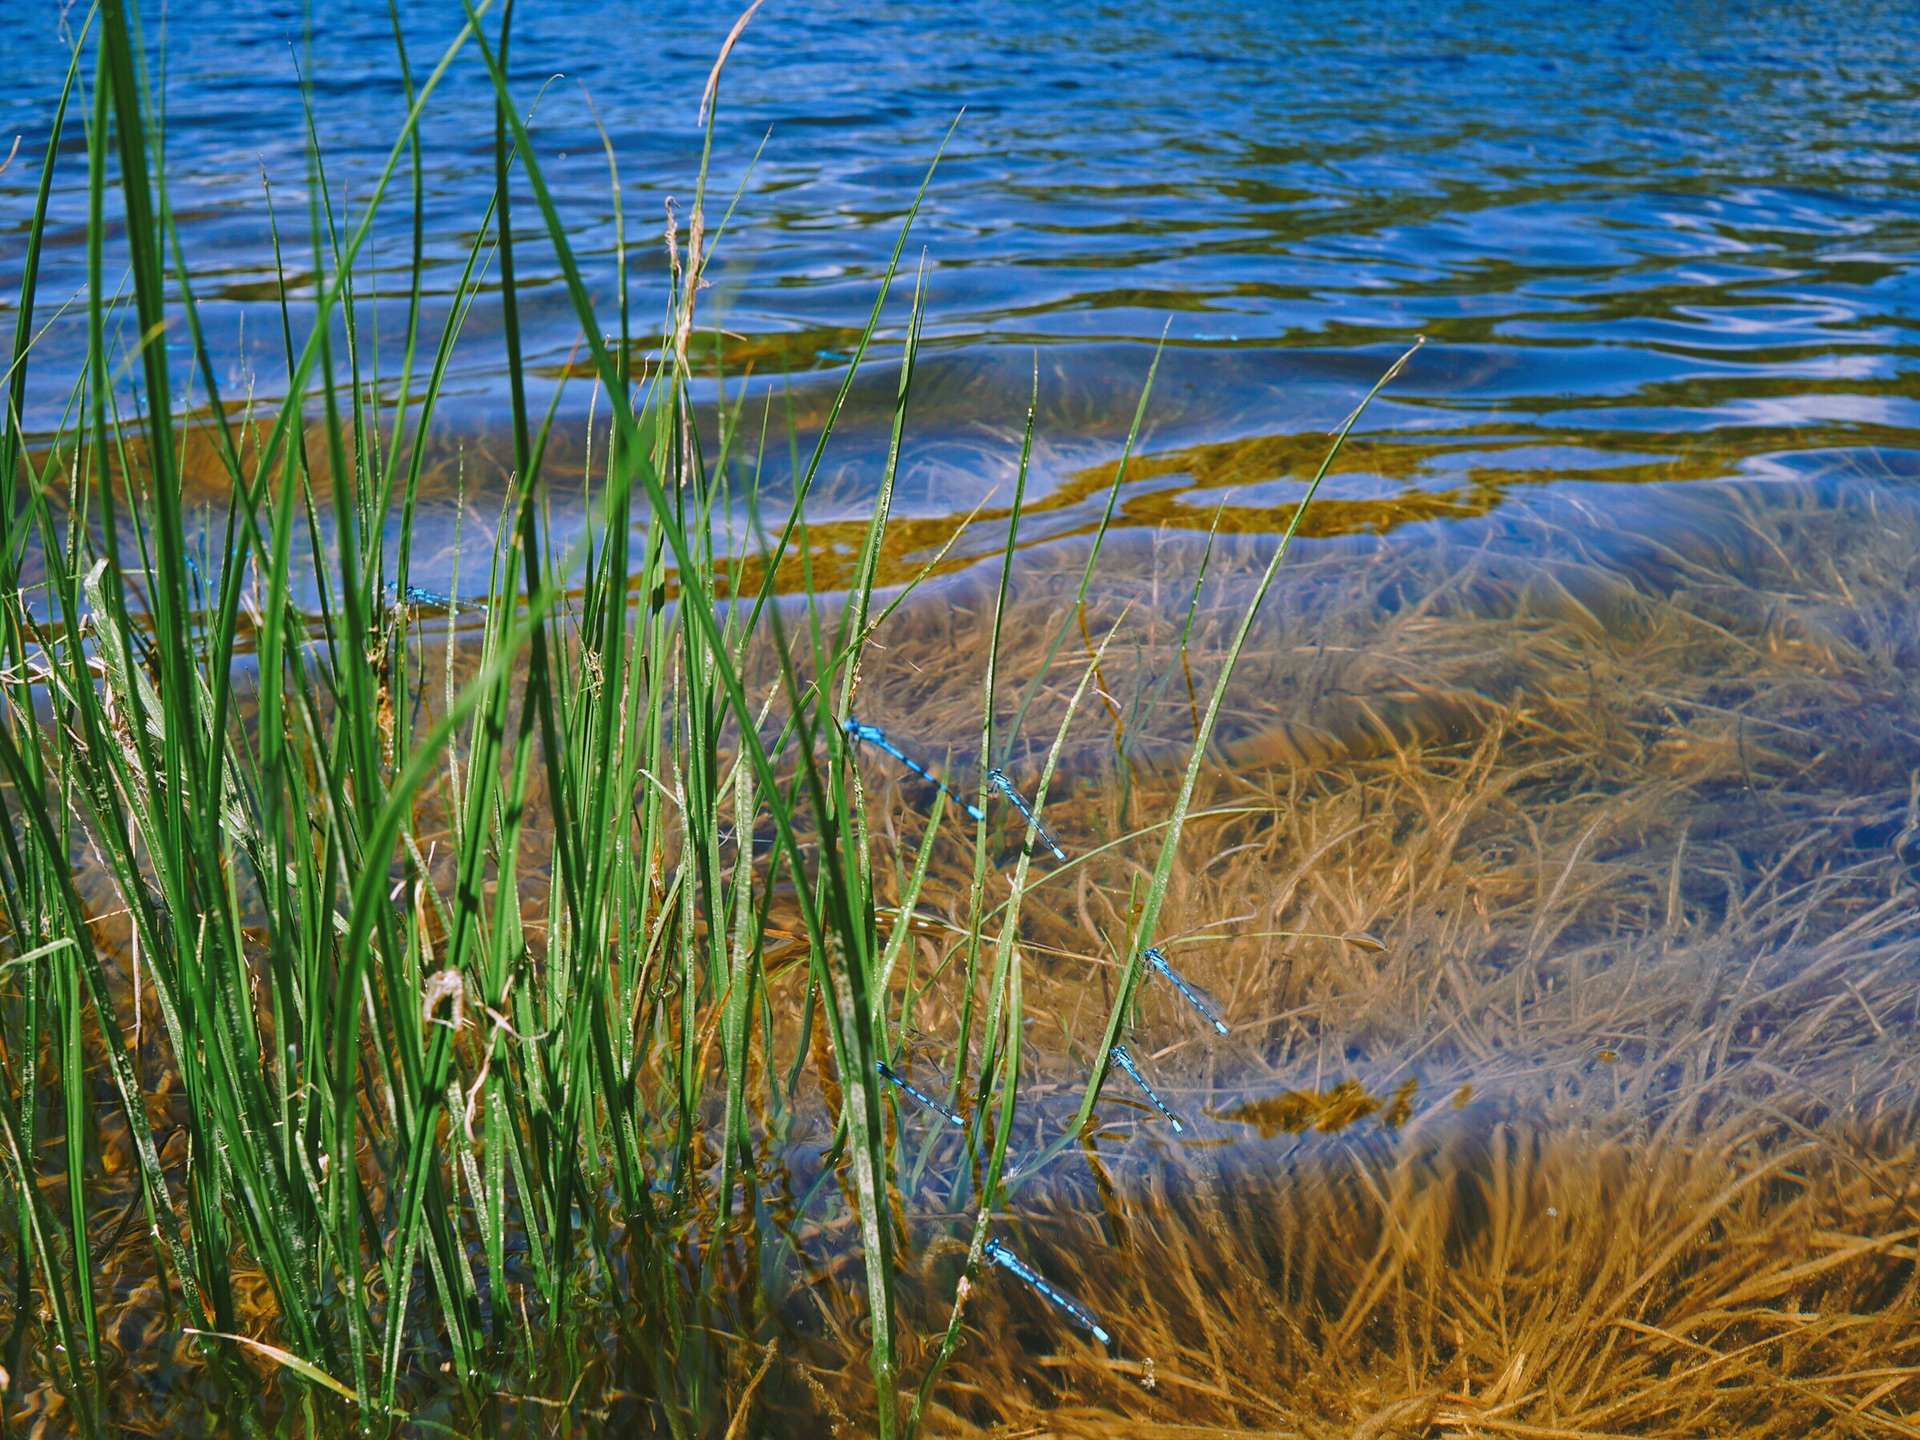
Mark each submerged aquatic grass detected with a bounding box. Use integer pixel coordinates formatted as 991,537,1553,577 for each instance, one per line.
4,4,1919,1439
840,454,1920,1435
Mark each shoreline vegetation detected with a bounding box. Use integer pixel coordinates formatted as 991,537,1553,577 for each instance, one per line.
4,5,1919,1438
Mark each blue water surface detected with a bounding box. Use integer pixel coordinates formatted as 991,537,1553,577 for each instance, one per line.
1,0,1917,534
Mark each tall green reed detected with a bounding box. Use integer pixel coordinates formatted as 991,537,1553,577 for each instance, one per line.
0,4,1411,1434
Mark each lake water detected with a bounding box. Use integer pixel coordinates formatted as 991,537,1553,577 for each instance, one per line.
6,0,1918,536
5,1,1920,1434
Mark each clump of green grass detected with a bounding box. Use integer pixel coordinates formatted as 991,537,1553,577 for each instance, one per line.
0,6,1408,1435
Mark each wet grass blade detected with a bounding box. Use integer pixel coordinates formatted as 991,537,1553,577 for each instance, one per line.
1072,337,1426,1133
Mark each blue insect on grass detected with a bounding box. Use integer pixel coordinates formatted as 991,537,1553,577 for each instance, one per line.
986,767,1067,862
391,583,484,615
1142,946,1229,1036
1109,1044,1185,1133
842,717,985,820
877,1059,967,1128
982,1237,1111,1345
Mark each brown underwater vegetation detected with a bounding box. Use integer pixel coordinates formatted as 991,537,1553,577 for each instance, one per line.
762,457,1920,1437
10,448,1920,1437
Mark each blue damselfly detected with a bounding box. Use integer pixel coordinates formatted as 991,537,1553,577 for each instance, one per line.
1109,1044,1185,1132
1142,946,1229,1036
986,767,1067,862
982,1237,1111,1345
843,718,985,820
390,583,484,615
877,1060,967,1128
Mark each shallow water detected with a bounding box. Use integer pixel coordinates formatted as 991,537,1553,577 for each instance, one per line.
6,1,1920,1433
